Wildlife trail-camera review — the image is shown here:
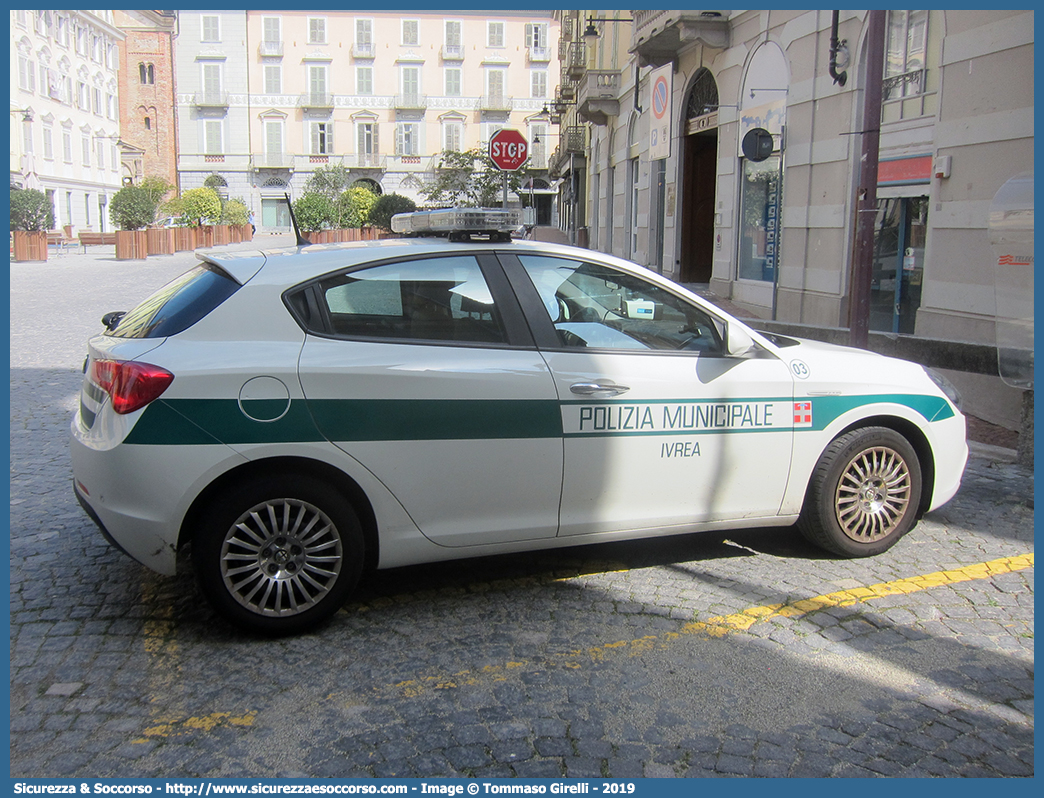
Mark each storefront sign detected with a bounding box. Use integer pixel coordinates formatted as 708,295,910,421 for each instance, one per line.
738,99,785,158
878,154,932,186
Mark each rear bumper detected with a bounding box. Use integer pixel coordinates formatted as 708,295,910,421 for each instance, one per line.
74,481,141,564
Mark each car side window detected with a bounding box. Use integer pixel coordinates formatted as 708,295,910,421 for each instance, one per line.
518,255,724,353
313,256,508,344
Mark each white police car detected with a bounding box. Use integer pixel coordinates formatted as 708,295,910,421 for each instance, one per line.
70,209,968,633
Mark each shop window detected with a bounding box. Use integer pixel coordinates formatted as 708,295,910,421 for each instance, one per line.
737,156,782,282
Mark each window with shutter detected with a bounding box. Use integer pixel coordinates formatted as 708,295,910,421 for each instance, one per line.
201,16,219,42
356,19,372,47
396,123,418,156
206,120,223,154
403,20,419,46
488,22,504,47
309,18,326,45
402,67,419,104
487,70,505,103
531,71,547,98
445,21,461,47
309,65,327,98
311,122,332,155
263,17,280,45
444,122,462,153
265,121,282,155
264,65,281,95
445,68,461,97
203,64,221,103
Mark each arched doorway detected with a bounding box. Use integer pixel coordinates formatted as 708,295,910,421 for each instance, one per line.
679,68,719,284
351,178,382,195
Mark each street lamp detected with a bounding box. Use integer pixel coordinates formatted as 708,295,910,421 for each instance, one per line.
582,16,633,40
10,108,33,123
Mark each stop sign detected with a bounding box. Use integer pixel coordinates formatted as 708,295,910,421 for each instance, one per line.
489,128,529,171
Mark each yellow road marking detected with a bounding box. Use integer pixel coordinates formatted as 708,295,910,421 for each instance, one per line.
139,554,1033,724
134,711,258,742
382,553,1034,696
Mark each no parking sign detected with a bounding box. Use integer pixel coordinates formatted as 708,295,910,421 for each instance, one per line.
649,63,672,160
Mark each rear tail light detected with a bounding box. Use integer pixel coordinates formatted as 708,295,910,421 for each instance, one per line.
90,359,174,415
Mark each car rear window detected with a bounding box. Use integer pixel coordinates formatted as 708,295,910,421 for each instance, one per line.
107,264,240,339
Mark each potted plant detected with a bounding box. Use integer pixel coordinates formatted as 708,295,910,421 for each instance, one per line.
180,187,222,248
291,192,335,243
336,186,378,241
109,185,154,260
221,197,249,245
10,187,54,261
140,177,176,255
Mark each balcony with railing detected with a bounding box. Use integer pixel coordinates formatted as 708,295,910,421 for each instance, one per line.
549,125,586,177
577,70,621,126
440,44,465,61
527,45,551,64
250,153,295,171
298,93,335,110
564,41,587,81
631,10,730,67
351,42,376,59
393,93,428,111
193,90,229,108
179,153,250,172
343,153,387,170
258,40,283,57
478,94,513,113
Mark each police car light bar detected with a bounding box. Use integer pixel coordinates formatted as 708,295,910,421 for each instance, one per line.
391,208,522,236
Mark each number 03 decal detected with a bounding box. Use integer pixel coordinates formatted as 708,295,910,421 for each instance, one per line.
791,360,811,379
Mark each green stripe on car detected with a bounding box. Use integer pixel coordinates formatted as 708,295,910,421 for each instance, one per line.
123,394,953,446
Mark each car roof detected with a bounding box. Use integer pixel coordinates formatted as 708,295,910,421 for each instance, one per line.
196,237,633,289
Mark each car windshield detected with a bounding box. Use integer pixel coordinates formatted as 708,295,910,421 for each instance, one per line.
107,264,240,339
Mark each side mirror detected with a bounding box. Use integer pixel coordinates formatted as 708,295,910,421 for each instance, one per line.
725,323,755,357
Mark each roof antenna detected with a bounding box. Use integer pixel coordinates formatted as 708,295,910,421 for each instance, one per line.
284,192,312,246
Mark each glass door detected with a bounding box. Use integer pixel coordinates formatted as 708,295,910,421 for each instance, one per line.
870,197,927,334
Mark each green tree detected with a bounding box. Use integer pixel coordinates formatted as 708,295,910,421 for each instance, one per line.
179,187,222,227
137,176,175,223
304,163,352,201
108,185,155,231
221,198,249,226
369,193,417,231
9,188,55,231
292,193,335,233
336,186,378,228
422,147,533,208
159,195,185,224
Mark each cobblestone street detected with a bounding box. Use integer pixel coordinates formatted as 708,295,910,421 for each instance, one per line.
9,244,1034,778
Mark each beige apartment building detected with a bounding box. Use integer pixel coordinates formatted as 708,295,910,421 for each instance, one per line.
555,9,1033,428
175,10,560,231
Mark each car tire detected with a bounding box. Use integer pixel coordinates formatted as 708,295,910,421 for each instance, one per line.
798,426,922,558
192,474,364,634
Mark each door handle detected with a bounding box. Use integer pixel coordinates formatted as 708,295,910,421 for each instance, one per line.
570,382,630,396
